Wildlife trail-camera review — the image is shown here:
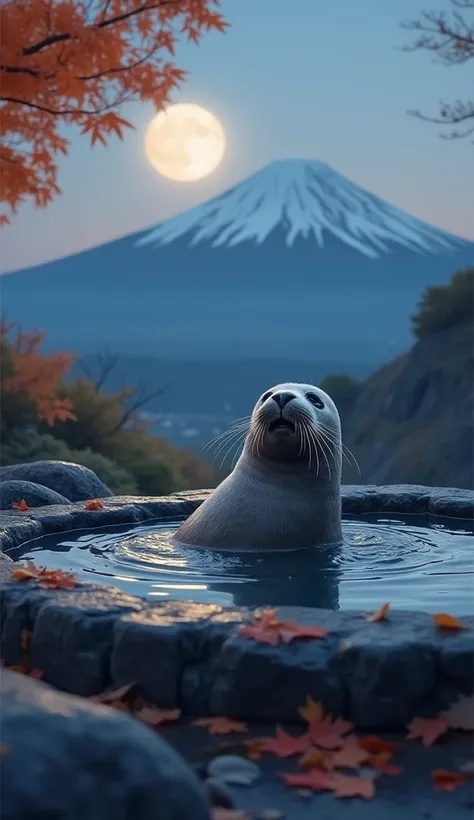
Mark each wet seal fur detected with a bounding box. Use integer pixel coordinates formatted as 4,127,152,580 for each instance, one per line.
175,382,343,551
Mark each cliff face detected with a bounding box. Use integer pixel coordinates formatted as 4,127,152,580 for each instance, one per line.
342,322,474,490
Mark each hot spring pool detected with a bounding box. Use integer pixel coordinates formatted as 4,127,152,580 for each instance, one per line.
9,513,474,615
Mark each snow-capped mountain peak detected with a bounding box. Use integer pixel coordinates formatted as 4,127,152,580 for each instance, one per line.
136,159,461,258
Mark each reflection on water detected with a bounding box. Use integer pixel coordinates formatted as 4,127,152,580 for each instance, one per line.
10,514,474,615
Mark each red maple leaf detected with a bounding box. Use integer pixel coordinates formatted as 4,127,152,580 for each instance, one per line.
406,716,448,746
330,740,370,769
364,602,390,622
309,714,354,750
192,717,248,735
330,773,376,799
369,751,401,776
432,613,467,631
432,769,470,792
359,735,400,755
12,499,29,511
258,726,311,758
281,769,335,792
83,499,105,510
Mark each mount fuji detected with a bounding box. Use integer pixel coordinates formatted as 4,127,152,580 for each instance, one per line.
2,159,472,371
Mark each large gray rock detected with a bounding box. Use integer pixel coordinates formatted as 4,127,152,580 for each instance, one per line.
0,480,71,510
0,669,210,820
0,460,113,502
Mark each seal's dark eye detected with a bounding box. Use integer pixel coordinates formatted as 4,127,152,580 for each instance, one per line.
260,391,272,404
306,392,324,409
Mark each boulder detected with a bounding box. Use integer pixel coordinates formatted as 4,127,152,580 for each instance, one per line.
0,480,71,510
0,461,113,502
0,669,211,820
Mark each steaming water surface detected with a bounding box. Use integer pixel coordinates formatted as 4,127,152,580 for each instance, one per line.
11,514,474,615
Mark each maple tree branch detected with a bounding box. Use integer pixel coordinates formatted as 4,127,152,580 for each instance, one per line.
106,381,171,436
0,96,120,116
21,0,183,56
78,46,160,80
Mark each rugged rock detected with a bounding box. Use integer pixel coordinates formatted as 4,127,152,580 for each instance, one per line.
0,669,210,820
0,460,114,502
0,583,472,730
342,322,474,489
0,480,71,510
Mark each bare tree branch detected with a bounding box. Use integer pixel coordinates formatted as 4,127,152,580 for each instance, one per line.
106,380,171,436
401,0,474,141
77,348,120,392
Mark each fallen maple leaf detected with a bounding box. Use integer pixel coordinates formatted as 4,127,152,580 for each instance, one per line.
359,735,400,755
432,769,470,792
406,716,448,747
309,714,354,750
259,726,310,758
365,602,390,622
432,613,467,631
193,717,248,735
299,746,331,770
281,769,335,792
10,567,37,581
278,622,330,643
12,499,29,511
330,773,376,799
441,694,474,731
369,751,401,776
245,739,263,760
135,706,181,727
239,621,280,646
83,499,105,510
330,740,370,769
298,695,325,724
10,561,78,590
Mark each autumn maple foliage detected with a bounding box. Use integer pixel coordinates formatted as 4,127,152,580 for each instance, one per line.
0,320,76,425
0,0,228,222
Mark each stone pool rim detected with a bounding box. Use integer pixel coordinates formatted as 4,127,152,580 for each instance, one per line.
1,484,473,732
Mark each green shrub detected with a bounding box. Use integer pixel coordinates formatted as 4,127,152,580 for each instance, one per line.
412,267,474,341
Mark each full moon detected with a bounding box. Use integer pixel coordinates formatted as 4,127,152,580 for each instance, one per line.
144,103,226,182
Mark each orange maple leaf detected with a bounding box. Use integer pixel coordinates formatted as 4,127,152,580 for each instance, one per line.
10,567,37,582
36,568,78,590
364,602,390,622
239,611,329,646
12,499,29,511
135,707,182,727
330,741,370,769
406,716,448,746
299,746,332,770
359,735,400,755
308,714,354,750
432,613,467,631
281,768,335,792
83,499,105,510
369,751,401,776
432,769,470,792
278,622,330,643
258,726,311,758
192,717,248,735
330,773,376,799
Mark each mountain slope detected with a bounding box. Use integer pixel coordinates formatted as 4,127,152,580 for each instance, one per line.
1,159,472,367
137,159,460,258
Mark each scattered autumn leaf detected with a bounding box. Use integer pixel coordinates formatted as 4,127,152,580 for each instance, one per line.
299,747,331,770
277,622,330,643
330,741,370,769
239,610,329,646
330,773,376,799
432,613,468,631
193,717,248,736
10,567,37,581
309,714,354,750
281,769,335,792
298,695,324,724
10,561,78,590
365,603,390,622
245,739,263,761
258,727,310,758
135,706,182,727
359,735,400,755
12,499,29,511
83,499,105,510
369,751,401,776
441,694,474,731
406,716,448,747
432,769,470,792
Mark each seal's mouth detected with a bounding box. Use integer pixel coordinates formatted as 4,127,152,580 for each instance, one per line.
268,418,296,433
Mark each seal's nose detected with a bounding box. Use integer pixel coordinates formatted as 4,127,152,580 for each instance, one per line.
272,391,296,409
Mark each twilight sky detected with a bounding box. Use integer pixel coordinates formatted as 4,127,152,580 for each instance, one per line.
1,0,473,273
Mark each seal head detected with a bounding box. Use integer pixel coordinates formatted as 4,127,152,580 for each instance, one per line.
175,382,343,551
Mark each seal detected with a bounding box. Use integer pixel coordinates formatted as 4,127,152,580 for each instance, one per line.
175,382,343,551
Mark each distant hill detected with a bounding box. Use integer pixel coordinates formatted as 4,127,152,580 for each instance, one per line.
2,159,472,368
342,321,474,489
